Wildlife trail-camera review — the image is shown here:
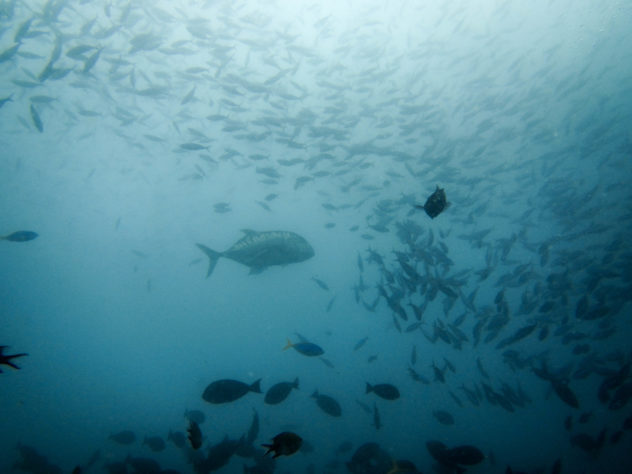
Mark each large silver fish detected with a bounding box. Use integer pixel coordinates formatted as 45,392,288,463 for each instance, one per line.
196,229,314,277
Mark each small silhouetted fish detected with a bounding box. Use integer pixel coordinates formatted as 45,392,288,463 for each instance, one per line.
312,390,342,417
108,430,135,445
1,231,38,242
265,378,299,405
366,383,400,400
311,277,329,290
30,104,43,132
168,430,186,448
202,379,261,404
433,410,455,425
262,432,302,458
143,436,165,452
283,339,324,356
184,409,206,424
188,421,202,450
415,186,448,218
551,379,580,409
180,142,208,150
326,295,336,312
354,336,368,351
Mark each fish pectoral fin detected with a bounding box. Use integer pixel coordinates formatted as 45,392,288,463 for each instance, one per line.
249,266,266,275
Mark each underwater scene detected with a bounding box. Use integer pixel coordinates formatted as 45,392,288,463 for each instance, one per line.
1,0,632,473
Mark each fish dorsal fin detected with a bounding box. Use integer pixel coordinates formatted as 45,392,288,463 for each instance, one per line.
241,229,258,236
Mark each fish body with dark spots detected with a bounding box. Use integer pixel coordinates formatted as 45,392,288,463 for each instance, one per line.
196,229,313,277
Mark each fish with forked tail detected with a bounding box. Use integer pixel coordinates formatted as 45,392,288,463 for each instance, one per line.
196,229,314,277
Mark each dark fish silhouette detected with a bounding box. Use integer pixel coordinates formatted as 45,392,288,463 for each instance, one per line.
0,346,27,372
433,410,455,425
415,186,448,218
1,231,38,242
265,378,299,405
283,339,324,356
187,420,202,450
365,382,400,400
202,378,261,404
262,432,302,458
196,229,314,277
312,390,342,417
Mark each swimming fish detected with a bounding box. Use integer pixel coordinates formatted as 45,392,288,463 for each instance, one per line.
196,229,314,277
262,432,302,458
283,339,324,357
415,186,449,218
1,231,38,242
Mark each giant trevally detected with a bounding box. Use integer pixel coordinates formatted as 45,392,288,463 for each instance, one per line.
196,229,314,277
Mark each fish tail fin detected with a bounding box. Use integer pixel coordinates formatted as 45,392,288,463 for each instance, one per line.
250,379,262,393
283,339,293,351
365,382,373,394
293,377,299,389
261,443,273,456
4,353,27,369
196,243,221,278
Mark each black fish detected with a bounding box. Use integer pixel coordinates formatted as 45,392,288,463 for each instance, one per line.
312,390,342,417
1,231,38,242
365,382,400,400
433,410,455,425
202,379,261,404
0,346,27,372
264,378,299,405
196,229,314,277
415,186,448,218
262,432,302,458
551,379,580,409
187,420,202,450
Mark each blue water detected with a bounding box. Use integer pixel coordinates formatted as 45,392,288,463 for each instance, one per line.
1,0,632,473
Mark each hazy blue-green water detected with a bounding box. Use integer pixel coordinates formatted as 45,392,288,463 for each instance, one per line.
1,0,632,473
